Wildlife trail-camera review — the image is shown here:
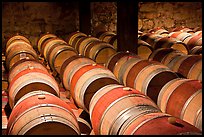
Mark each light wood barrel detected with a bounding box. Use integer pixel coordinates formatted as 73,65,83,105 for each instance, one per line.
37,33,57,54
105,51,135,72
167,55,188,71
187,59,202,81
148,48,183,63
187,35,202,50
121,112,201,135
76,36,99,54
66,31,87,47
85,42,116,65
7,90,80,135
140,33,164,47
161,51,186,67
8,59,48,83
189,46,202,55
125,60,160,88
176,55,202,79
6,44,38,70
134,63,178,103
6,34,31,49
153,37,189,54
194,110,202,131
48,44,77,73
107,35,117,50
41,37,67,60
97,31,116,42
176,32,192,42
8,68,60,108
70,64,119,111
171,26,194,34
112,54,141,83
60,55,95,91
6,39,32,56
193,30,202,36
137,40,154,59
76,109,92,135
168,31,192,42
90,85,160,135
157,78,202,130
154,28,169,37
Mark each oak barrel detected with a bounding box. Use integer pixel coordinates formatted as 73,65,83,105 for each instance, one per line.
7,90,80,135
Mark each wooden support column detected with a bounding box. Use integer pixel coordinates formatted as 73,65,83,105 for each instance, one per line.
117,1,138,53
79,1,91,35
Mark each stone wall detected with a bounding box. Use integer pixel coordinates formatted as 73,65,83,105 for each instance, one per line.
91,2,117,36
2,2,202,52
2,2,79,51
138,2,202,32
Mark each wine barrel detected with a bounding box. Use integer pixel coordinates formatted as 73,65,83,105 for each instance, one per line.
187,59,202,81
112,54,141,83
70,64,119,111
157,78,202,130
97,31,116,42
121,112,201,135
149,48,180,62
8,59,48,83
72,109,92,135
48,44,77,73
89,84,161,135
6,34,31,49
60,55,95,91
137,40,154,59
189,46,202,55
37,33,57,54
193,30,202,36
108,35,117,50
160,51,185,67
148,27,163,34
171,26,194,34
153,28,169,37
176,55,202,79
66,31,87,47
75,36,100,54
41,37,67,61
6,39,32,56
188,35,202,48
153,37,189,54
8,67,59,108
6,44,38,70
140,33,164,47
105,51,135,72
183,35,202,50
7,90,80,135
84,41,116,65
169,32,192,42
125,60,178,103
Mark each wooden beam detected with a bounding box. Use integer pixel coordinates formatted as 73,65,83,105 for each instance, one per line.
117,1,138,53
79,1,91,35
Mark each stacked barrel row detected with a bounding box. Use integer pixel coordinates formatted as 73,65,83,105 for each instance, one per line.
65,31,117,66
5,34,81,135
4,31,202,135
139,27,202,56
35,32,94,135
38,31,201,135
96,30,154,59
149,48,202,81
96,26,202,60
105,50,202,131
